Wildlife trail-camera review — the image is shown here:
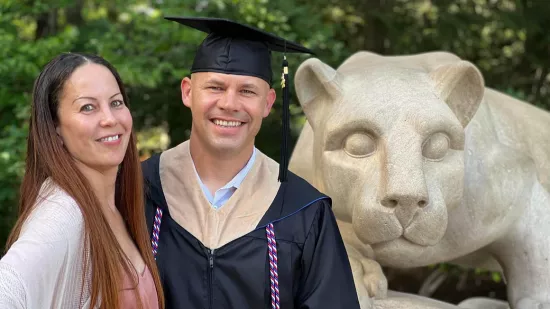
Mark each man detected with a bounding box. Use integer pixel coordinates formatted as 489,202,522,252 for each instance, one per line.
142,16,361,309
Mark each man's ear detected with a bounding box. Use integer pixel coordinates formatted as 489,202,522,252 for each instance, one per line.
181,77,192,108
263,88,276,118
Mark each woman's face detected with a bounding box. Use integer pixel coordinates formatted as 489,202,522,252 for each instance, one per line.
56,63,133,172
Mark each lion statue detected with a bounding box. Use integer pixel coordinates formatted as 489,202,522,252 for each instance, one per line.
289,50,550,309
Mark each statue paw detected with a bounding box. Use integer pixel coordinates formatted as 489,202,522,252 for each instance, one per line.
360,258,388,298
516,298,550,309
358,295,374,309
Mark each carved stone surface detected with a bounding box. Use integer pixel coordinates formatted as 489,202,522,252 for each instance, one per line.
289,51,550,309
458,297,510,309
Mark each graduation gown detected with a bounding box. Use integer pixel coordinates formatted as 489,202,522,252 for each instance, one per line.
142,141,360,309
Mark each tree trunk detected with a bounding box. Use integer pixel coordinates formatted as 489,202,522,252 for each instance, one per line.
35,10,57,40
107,2,118,23
361,0,392,54
66,0,85,26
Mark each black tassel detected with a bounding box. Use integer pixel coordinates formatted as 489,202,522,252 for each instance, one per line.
278,56,290,182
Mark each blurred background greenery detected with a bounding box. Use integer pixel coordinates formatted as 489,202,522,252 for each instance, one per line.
1,0,548,304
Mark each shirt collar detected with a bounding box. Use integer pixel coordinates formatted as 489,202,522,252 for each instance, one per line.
191,147,257,191
221,147,256,190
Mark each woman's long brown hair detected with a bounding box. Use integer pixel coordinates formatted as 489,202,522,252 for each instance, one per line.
5,52,164,309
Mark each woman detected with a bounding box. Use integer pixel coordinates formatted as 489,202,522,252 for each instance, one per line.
0,52,164,309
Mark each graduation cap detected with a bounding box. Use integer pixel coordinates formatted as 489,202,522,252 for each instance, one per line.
165,16,315,182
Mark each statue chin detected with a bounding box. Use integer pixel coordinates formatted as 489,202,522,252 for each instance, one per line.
371,237,439,268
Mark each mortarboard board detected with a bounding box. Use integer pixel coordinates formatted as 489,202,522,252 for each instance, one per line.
165,16,315,182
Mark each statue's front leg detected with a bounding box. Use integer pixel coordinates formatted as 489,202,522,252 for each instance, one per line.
515,298,550,309
489,183,550,309
360,257,388,299
346,244,388,300
338,219,388,300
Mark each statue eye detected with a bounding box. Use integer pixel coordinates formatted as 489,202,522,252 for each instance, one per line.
422,132,450,160
343,133,376,157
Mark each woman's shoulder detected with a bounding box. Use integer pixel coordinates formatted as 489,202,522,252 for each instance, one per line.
0,179,90,309
20,178,85,242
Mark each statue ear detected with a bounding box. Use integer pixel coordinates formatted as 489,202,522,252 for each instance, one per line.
294,58,342,128
429,61,485,127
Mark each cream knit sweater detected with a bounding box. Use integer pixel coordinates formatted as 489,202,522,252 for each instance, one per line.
0,179,92,308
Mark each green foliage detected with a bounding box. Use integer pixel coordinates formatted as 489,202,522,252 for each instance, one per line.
0,0,548,263
0,103,28,246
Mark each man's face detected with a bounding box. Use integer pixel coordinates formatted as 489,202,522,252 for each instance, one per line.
181,72,276,156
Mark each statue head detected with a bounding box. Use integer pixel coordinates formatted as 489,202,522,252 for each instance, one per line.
293,51,485,263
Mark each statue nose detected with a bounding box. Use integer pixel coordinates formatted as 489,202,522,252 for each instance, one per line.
380,128,430,228
381,194,428,228
381,195,428,208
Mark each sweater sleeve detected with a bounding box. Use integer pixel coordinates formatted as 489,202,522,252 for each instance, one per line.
0,190,85,309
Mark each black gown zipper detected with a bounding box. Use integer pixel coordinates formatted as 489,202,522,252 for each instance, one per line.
208,249,215,309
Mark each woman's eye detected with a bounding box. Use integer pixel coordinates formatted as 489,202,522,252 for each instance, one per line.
111,100,124,107
80,104,94,112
